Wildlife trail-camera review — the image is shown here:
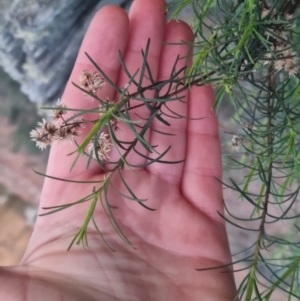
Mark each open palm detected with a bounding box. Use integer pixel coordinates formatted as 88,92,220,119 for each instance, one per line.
1,1,236,300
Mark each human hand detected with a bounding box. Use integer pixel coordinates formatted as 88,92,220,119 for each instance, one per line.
0,1,237,300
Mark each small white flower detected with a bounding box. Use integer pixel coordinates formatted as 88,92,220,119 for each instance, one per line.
30,128,52,150
274,59,286,71
79,70,105,99
87,132,112,161
230,135,243,152
261,9,270,19
284,14,293,21
287,65,298,78
49,99,67,121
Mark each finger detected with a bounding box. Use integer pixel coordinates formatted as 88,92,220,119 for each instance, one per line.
106,0,166,168
146,20,193,184
182,86,225,221
46,6,129,179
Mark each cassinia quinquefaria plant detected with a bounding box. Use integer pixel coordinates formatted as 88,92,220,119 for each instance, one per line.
30,0,300,300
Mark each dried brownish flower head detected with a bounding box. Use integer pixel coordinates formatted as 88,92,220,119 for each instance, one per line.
231,135,243,152
242,124,256,133
273,48,299,77
54,117,83,143
264,44,299,78
30,117,84,150
30,119,57,150
49,99,68,122
79,70,105,99
87,132,112,161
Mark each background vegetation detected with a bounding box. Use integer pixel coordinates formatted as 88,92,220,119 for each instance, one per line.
168,0,300,300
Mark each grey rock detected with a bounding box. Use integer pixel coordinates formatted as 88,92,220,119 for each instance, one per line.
0,0,189,103
0,0,132,103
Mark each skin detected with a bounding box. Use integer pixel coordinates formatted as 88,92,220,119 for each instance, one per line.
0,1,237,300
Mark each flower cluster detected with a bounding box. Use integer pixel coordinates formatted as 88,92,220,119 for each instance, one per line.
242,123,256,133
49,99,67,123
231,135,243,152
79,70,105,98
260,3,299,77
87,132,112,161
30,100,83,150
264,45,299,77
30,70,113,163
274,47,299,77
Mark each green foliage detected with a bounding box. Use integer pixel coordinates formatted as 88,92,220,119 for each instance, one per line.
27,1,300,299
168,0,300,300
37,39,202,250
